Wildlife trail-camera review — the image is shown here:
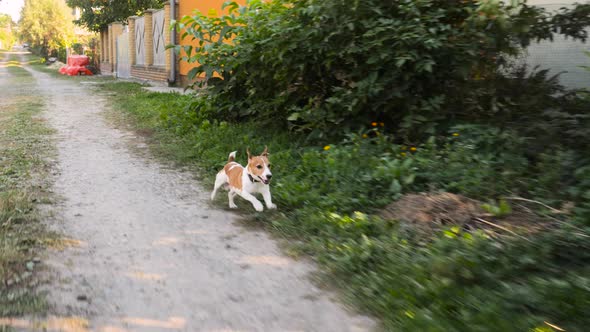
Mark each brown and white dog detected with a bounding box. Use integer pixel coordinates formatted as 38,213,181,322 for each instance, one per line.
210,147,276,212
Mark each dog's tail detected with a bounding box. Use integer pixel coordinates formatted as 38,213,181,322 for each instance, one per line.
228,151,237,162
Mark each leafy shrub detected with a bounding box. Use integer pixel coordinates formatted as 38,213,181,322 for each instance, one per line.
411,125,529,198
71,42,84,55
571,165,590,225
177,0,590,139
273,133,416,213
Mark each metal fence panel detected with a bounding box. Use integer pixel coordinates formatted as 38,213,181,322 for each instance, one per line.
117,31,131,78
135,17,145,65
152,9,166,67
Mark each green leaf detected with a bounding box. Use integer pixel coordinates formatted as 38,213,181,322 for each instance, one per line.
187,66,201,80
389,179,402,194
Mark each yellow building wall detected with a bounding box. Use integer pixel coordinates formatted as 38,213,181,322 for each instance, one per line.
178,0,246,77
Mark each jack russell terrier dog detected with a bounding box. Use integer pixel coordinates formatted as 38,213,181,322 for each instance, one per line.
210,147,276,212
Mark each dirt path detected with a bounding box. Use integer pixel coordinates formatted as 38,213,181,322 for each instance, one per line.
15,63,374,331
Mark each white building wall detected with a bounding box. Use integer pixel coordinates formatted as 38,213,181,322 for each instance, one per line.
524,0,590,89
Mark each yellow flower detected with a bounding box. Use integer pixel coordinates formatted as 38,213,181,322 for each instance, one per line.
323,145,331,151
362,134,368,138
410,147,417,152
379,122,385,127
371,122,378,127
401,146,407,150
453,132,459,137
208,8,218,16
400,152,406,157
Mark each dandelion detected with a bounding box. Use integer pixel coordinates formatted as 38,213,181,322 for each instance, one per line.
379,122,385,127
371,122,378,127
410,147,417,152
362,134,368,138
453,132,459,137
324,145,331,151
401,146,407,150
400,152,406,157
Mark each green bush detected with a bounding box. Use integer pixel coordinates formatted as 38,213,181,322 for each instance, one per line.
411,125,529,199
177,0,590,139
175,0,590,220
71,42,84,55
272,133,416,213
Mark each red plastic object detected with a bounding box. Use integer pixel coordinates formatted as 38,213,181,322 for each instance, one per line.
59,55,93,76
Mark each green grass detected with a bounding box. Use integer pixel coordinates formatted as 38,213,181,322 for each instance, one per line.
0,53,55,316
100,81,590,332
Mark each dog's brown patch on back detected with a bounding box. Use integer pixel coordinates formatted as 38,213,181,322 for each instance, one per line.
224,162,243,190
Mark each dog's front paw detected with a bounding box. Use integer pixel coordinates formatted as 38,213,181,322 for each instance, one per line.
253,202,264,212
267,203,277,210
229,202,238,209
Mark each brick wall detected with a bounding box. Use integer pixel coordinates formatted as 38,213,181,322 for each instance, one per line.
98,2,176,84
131,65,168,82
99,24,124,76
100,62,113,74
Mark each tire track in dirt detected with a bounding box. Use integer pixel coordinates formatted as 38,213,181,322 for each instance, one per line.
24,67,374,331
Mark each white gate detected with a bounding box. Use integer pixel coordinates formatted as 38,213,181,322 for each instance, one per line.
135,17,145,65
152,9,166,67
117,31,131,78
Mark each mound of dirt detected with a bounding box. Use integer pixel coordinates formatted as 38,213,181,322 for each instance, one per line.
380,193,482,225
379,193,555,235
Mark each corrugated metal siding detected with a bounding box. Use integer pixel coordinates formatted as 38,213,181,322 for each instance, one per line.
524,1,590,89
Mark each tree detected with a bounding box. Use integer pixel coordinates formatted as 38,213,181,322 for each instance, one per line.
0,13,15,49
19,0,75,57
66,0,164,32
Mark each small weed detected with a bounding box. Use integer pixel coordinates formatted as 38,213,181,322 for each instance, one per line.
481,199,513,218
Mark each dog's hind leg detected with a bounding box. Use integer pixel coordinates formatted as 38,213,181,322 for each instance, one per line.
228,190,238,209
211,171,228,200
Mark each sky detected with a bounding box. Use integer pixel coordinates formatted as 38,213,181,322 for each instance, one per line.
0,0,25,22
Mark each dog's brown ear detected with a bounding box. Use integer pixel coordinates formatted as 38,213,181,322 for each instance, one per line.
262,145,269,156
247,147,252,160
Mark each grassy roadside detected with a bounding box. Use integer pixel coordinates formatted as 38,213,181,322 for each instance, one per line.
0,53,56,316
97,80,590,331
20,54,113,89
